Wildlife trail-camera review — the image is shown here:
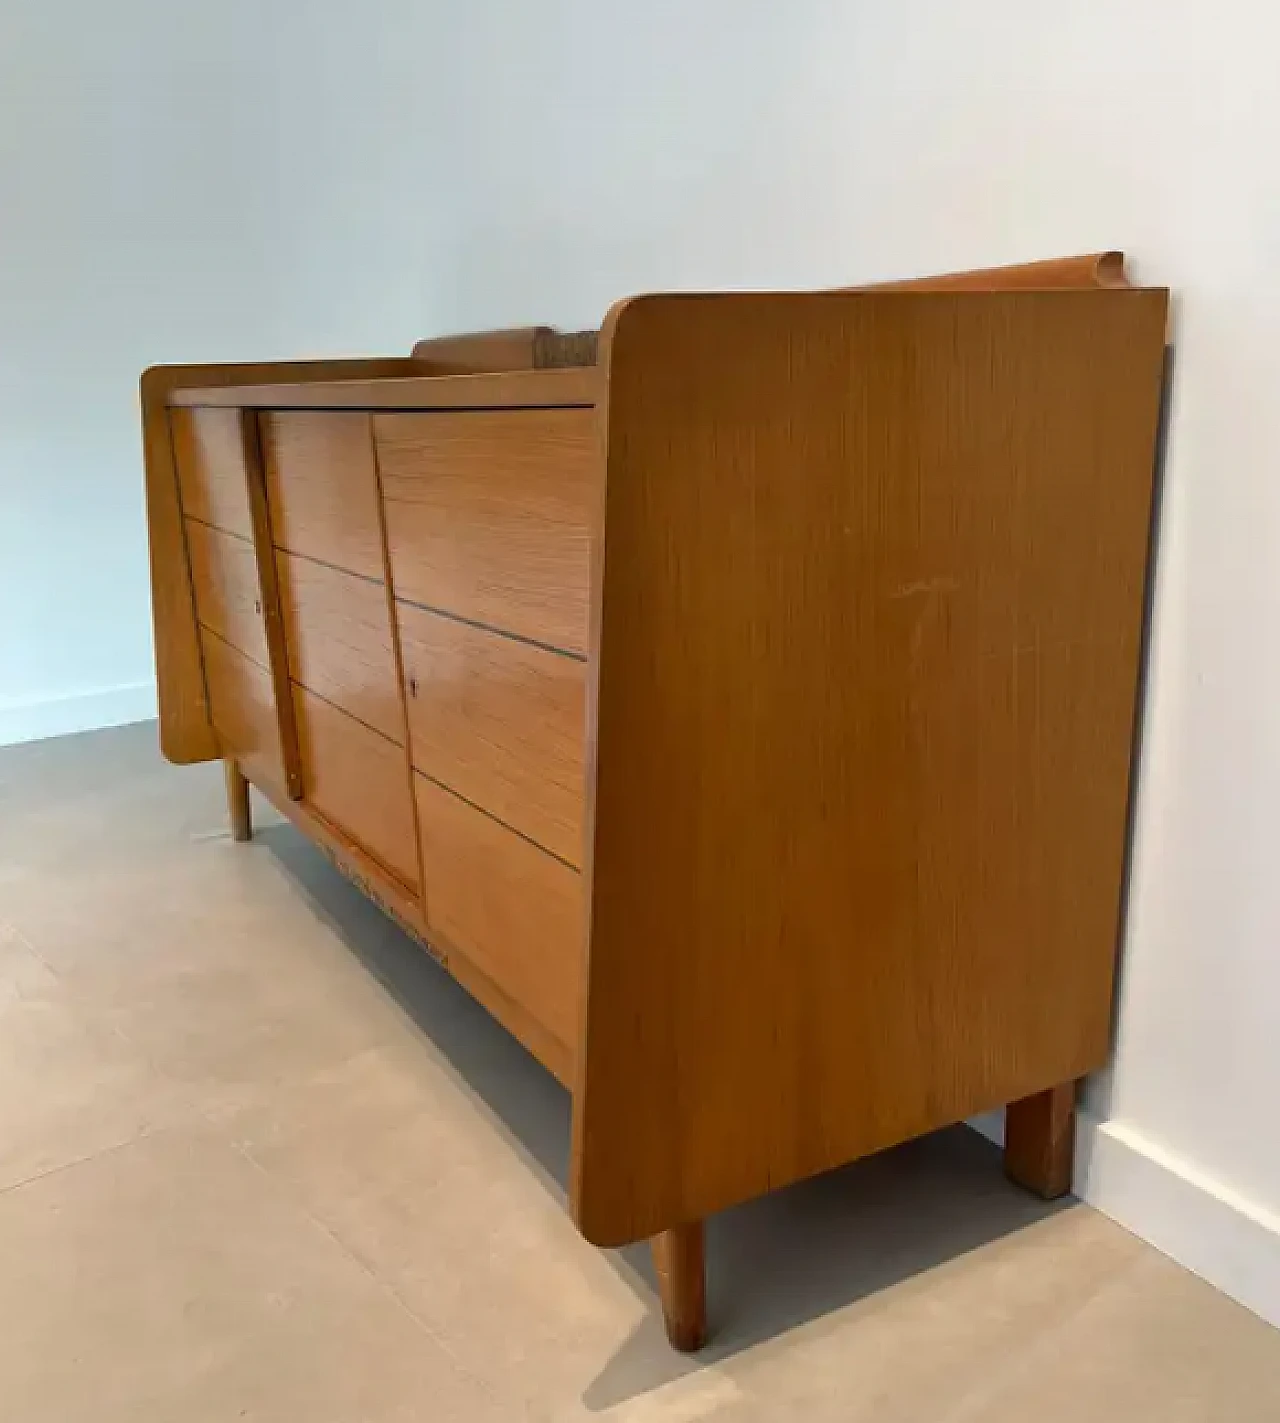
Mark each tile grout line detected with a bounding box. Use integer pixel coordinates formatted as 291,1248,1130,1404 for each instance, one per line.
0,1124,169,1201
225,1135,505,1405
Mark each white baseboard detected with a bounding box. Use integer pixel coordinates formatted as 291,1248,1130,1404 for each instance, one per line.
1078,1116,1280,1331
0,682,157,748
969,1107,1280,1330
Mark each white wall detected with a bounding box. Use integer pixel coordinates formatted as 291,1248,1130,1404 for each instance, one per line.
421,0,1280,1322
0,0,452,744
6,0,1279,1327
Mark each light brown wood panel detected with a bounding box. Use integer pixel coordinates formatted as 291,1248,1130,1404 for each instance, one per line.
201,630,284,794
261,412,385,581
171,407,254,541
170,367,598,411
571,288,1168,1247
397,602,586,865
277,552,402,744
378,409,597,654
861,250,1127,291
414,774,582,1056
243,412,304,801
241,770,573,1085
140,381,215,764
145,357,433,765
186,518,269,669
292,685,419,891
411,326,598,373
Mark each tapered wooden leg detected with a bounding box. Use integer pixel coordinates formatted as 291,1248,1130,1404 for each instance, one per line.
1004,1081,1076,1199
224,759,252,843
651,1221,707,1352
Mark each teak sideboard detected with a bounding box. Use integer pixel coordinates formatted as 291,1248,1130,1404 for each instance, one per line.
142,252,1168,1351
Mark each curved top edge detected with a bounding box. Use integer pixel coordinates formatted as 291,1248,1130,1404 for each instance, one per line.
857,251,1130,292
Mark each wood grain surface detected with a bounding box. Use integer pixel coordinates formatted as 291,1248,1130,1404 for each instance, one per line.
277,551,403,745
242,413,304,800
201,631,284,795
378,409,597,654
571,288,1168,1246
292,684,420,891
186,519,269,669
145,358,433,766
414,774,583,1058
397,601,586,865
262,412,386,581
224,760,252,842
1005,1082,1077,1199
141,387,215,764
169,368,598,411
651,1224,707,1352
171,407,255,541
862,250,1127,291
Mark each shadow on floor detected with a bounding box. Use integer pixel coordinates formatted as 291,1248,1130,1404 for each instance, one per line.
259,819,1073,1410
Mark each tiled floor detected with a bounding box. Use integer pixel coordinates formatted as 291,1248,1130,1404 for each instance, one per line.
2,722,1278,1421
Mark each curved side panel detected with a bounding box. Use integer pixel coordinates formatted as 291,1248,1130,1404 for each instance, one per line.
141,357,425,765
571,287,1168,1248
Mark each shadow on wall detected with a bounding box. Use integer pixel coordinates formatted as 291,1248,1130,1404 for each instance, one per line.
259,820,1071,1411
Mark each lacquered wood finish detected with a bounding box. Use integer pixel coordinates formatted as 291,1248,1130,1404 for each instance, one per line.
292,685,420,891
378,409,596,654
862,250,1127,291
413,774,582,1057
241,412,305,801
201,632,284,795
1005,1082,1077,1199
141,380,216,764
186,520,268,669
171,408,254,541
571,288,1168,1247
170,367,598,411
147,256,1167,1352
651,1223,707,1353
245,772,573,1086
146,358,431,765
397,602,586,865
224,760,252,842
277,552,403,744
262,412,385,581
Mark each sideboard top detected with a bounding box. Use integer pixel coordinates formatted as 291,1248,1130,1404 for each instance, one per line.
167,366,600,411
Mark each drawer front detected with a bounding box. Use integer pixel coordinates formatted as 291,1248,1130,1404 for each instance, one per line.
376,409,596,654
187,519,269,669
262,412,386,581
398,602,585,865
172,408,253,540
277,551,403,744
202,631,283,792
293,684,419,890
414,774,582,1052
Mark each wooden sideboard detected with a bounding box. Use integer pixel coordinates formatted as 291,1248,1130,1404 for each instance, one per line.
142,253,1168,1351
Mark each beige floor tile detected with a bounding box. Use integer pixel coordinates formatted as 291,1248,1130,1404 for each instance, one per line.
0,922,58,1006
0,1125,503,1423
3,722,1280,1423
5,842,417,1119
960,1245,1280,1422
224,1042,651,1417
0,930,188,1192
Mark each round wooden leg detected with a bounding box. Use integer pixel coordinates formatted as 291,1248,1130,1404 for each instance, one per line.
651,1221,707,1352
224,760,252,843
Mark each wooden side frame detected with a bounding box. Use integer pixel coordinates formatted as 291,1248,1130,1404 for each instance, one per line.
141,357,428,765
570,286,1168,1247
